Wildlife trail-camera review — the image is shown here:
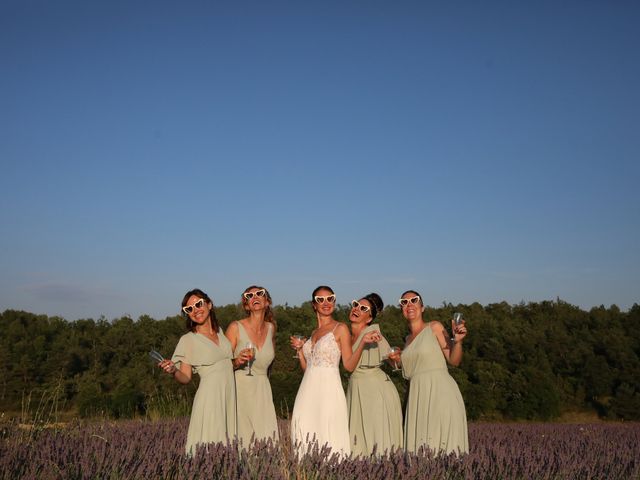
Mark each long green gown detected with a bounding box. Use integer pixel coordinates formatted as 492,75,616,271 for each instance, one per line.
232,321,279,447
400,325,468,455
171,330,237,455
346,324,403,456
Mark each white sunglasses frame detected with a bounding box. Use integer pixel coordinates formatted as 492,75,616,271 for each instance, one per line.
398,295,421,307
314,294,336,304
182,298,205,315
243,289,267,301
351,300,371,313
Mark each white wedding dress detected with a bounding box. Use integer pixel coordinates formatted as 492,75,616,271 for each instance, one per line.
291,327,351,458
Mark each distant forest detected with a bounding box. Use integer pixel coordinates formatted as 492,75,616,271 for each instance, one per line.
3,300,639,422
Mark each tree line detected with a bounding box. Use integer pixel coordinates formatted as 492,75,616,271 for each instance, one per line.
2,299,639,422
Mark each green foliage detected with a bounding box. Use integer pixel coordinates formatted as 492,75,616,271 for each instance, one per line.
2,299,639,421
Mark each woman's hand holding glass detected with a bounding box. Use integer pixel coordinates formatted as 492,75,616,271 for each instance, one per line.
159,359,179,375
290,334,306,358
149,349,178,375
451,313,468,344
386,347,402,372
235,346,254,370
243,342,256,376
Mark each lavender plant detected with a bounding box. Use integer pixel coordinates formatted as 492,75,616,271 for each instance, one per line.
1,419,638,479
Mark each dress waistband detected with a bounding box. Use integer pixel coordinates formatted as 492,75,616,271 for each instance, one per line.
350,366,389,381
351,365,384,375
236,370,267,376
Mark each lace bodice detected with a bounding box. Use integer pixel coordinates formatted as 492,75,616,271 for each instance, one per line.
302,331,341,368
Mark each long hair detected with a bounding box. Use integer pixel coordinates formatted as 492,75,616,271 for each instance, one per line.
181,288,219,332
241,285,274,324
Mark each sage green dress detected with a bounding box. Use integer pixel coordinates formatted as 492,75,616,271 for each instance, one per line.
171,330,237,455
233,322,279,447
401,325,468,455
346,324,403,456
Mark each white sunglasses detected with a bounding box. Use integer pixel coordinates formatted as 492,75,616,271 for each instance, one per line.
399,295,421,307
182,298,205,314
243,289,266,301
314,294,336,304
351,300,371,313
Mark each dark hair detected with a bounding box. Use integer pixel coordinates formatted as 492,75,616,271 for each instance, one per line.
312,285,335,302
181,288,219,332
362,292,384,322
241,285,274,324
400,290,424,306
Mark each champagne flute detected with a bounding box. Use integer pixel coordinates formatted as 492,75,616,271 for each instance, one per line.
245,342,256,376
148,350,164,364
451,312,464,342
291,334,305,358
388,346,402,372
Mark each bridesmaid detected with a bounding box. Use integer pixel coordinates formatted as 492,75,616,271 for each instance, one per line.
226,285,279,448
389,290,469,455
346,293,403,456
158,288,237,455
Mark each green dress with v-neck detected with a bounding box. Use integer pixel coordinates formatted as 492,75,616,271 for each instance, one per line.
233,321,279,447
400,325,468,455
346,324,403,456
171,329,237,455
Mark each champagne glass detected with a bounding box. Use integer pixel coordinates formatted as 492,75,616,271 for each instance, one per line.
451,312,464,342
291,334,305,358
245,342,256,376
148,350,164,364
388,346,402,372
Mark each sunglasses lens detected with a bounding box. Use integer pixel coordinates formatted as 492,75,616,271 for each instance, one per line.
183,306,192,314
328,295,335,303
256,290,265,297
411,297,419,304
244,293,253,300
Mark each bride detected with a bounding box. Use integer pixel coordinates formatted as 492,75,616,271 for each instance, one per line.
289,285,380,458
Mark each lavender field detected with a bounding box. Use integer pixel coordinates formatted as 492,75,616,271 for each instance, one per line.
1,418,639,479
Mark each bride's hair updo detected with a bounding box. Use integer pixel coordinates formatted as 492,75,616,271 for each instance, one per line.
363,292,384,322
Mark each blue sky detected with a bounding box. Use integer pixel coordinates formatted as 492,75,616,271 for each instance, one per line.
1,1,638,321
